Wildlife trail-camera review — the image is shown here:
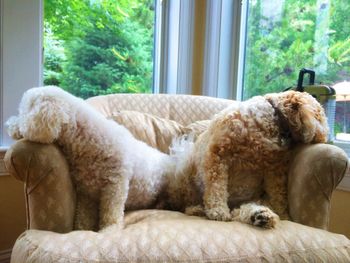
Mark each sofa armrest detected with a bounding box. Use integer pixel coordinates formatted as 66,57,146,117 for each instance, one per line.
4,139,76,233
288,143,349,230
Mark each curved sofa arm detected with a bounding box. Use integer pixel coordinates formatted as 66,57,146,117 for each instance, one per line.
4,139,75,233
288,143,349,230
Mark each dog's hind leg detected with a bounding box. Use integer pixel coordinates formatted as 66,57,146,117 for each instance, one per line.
74,189,98,231
232,202,279,229
99,175,129,230
203,153,232,221
185,205,206,217
263,168,290,220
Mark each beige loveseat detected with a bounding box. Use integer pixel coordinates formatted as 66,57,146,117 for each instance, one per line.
5,94,350,262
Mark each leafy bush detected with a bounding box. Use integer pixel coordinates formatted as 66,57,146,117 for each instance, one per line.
44,0,154,98
243,0,350,99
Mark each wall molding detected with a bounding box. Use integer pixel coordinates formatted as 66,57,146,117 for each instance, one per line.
0,249,11,263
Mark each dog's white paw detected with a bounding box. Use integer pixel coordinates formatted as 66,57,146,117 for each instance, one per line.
237,203,279,229
205,206,232,221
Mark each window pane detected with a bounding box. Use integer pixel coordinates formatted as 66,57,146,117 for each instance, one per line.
44,0,155,99
243,0,350,143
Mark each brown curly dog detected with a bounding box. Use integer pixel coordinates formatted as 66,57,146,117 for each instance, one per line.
165,90,328,228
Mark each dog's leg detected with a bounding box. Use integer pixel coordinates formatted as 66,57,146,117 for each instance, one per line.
185,205,206,217
263,169,290,220
203,154,232,221
99,175,129,230
75,189,98,231
232,202,279,228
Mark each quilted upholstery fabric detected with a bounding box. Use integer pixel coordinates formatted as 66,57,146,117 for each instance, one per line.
4,140,75,233
5,93,350,262
288,144,349,229
11,210,350,263
86,93,234,125
110,110,210,153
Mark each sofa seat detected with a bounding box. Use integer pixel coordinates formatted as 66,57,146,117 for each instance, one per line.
12,210,350,263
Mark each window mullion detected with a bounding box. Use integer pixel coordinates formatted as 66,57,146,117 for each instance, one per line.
202,0,222,98
176,0,195,94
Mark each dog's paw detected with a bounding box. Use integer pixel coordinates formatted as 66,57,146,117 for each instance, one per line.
250,209,279,228
205,206,232,221
238,203,279,229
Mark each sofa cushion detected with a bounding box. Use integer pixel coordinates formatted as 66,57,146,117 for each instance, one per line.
87,93,234,125
11,210,350,263
110,110,210,153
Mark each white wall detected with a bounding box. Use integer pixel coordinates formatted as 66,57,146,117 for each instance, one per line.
1,0,42,146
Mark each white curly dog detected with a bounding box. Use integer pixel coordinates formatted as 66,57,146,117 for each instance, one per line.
7,86,175,231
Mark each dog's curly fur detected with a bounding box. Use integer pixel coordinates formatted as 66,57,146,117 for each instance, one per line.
8,87,328,230
164,91,328,228
7,86,175,231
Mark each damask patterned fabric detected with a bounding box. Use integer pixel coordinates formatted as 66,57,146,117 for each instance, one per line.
11,210,350,263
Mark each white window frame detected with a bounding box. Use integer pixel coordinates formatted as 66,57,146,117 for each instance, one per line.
202,0,245,99
154,0,195,94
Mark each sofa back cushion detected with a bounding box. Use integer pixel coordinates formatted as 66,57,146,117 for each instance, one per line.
86,93,234,125
110,110,210,153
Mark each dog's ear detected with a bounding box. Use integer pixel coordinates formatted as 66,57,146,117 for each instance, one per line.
18,88,72,143
271,91,328,143
292,102,318,143
5,116,23,140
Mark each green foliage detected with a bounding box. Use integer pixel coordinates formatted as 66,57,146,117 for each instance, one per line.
44,0,154,98
243,0,350,99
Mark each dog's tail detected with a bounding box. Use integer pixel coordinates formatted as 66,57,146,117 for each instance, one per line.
169,134,195,175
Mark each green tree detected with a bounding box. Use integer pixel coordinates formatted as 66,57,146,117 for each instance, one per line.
44,0,154,98
243,0,350,99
